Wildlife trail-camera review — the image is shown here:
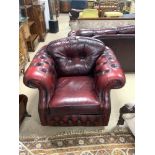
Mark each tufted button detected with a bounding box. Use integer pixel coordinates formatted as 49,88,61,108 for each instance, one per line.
104,50,109,55
44,61,50,65
108,56,114,61
104,69,110,73
40,55,46,59
80,58,85,61
39,68,48,73
97,69,110,76
111,63,119,68
80,56,85,59
101,54,107,58
35,62,44,66
68,59,72,63
102,61,107,65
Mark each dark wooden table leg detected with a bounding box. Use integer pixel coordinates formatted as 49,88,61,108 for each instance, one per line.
19,94,31,127
117,104,135,125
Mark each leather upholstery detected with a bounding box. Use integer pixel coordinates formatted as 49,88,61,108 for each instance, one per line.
46,37,105,76
94,34,135,72
49,76,101,115
68,28,117,37
68,25,135,72
46,114,104,126
24,36,125,126
95,46,125,90
24,46,57,125
68,25,135,37
117,25,135,34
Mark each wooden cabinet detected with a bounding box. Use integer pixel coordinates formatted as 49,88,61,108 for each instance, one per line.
22,20,31,39
20,0,47,51
60,0,71,13
19,23,30,74
27,34,39,51
88,0,95,9
32,2,46,41
95,0,120,17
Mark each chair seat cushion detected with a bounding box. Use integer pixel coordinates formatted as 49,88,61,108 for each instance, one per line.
48,76,101,115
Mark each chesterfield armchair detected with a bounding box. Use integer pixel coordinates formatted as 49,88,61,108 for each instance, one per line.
24,36,125,126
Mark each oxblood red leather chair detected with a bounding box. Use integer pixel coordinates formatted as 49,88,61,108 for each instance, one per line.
24,36,125,126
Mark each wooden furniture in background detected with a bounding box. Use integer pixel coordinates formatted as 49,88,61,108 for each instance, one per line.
20,0,39,51
19,94,31,127
95,0,120,17
88,0,95,9
19,20,30,74
60,0,71,13
33,1,47,41
20,0,46,51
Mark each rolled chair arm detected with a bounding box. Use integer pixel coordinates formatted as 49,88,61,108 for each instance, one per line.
95,46,125,90
23,46,57,103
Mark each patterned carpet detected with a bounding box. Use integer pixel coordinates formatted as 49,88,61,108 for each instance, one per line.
19,127,135,155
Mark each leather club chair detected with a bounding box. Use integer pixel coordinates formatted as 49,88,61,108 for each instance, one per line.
68,25,135,72
24,36,125,126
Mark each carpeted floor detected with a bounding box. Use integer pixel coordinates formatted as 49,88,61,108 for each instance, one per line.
19,14,135,137
19,126,135,155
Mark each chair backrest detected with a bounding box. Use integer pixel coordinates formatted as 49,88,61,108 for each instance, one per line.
46,36,105,77
94,34,135,72
75,28,117,37
68,25,135,37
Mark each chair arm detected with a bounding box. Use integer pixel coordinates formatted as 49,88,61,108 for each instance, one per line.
95,46,125,90
23,46,57,103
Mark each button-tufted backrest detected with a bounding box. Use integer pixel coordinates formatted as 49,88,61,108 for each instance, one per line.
46,36,105,76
